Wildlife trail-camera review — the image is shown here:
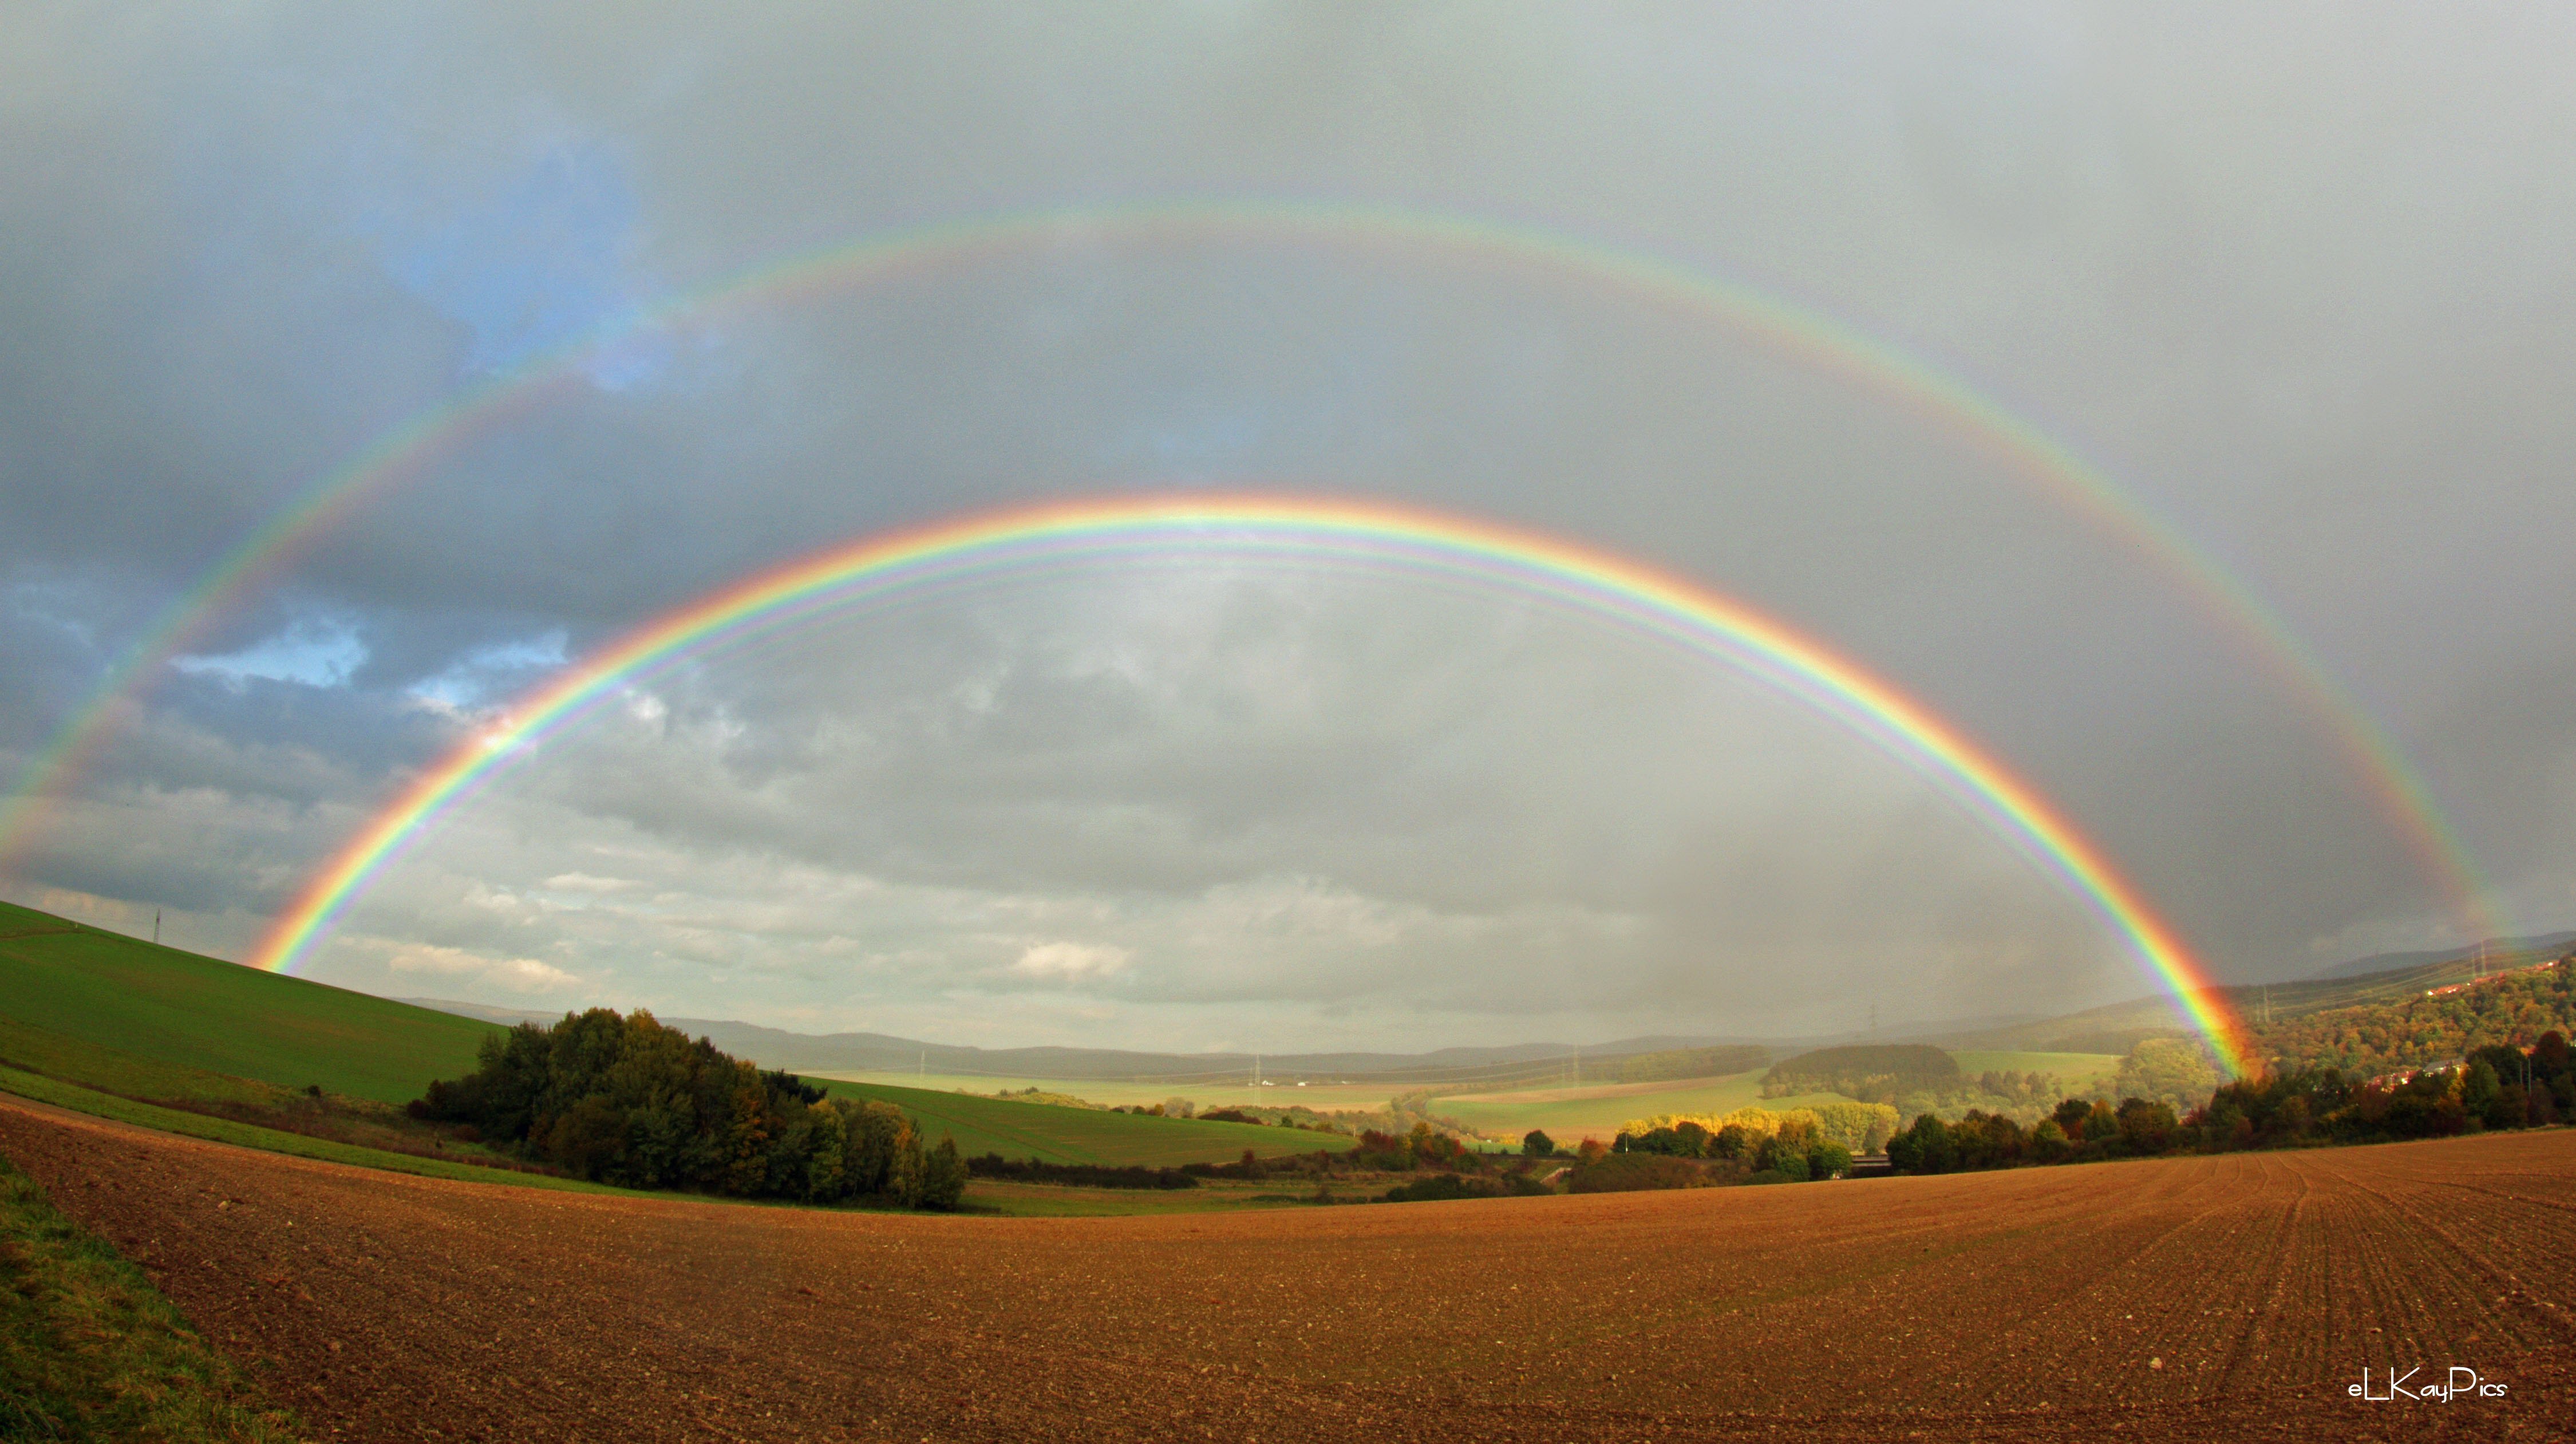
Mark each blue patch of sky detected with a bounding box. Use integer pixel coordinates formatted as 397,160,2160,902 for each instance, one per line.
406,630,571,711
365,141,666,388
173,618,369,689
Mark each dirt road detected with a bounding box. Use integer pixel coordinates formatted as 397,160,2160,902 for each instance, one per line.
2,1095,2566,1442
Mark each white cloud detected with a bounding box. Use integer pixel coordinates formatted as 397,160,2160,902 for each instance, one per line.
1010,940,1132,983
383,941,582,996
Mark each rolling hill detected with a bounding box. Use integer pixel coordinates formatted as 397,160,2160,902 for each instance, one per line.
402,996,1757,1087
821,1080,1351,1166
0,899,495,1103
1933,940,2576,1055
0,901,1361,1170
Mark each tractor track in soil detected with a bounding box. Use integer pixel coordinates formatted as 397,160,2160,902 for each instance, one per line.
2,1094,2567,1442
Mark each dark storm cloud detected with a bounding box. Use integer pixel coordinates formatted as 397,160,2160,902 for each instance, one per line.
7,2,2575,1046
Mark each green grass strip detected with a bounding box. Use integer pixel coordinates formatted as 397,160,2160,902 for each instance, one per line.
0,1150,307,1442
0,1066,631,1199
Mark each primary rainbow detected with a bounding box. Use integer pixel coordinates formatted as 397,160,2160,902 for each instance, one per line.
247,493,2258,1077
0,200,2499,946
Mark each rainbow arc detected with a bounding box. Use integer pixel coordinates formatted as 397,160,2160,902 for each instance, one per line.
0,201,2499,947
247,494,2259,1077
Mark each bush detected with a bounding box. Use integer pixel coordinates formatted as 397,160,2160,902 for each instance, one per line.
1381,1173,1477,1202
1522,1129,1555,1157
965,1155,1198,1189
1566,1154,1704,1193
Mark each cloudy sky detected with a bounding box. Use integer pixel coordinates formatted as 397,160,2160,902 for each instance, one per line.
6,4,2575,1051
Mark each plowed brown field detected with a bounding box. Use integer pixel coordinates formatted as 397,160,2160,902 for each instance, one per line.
3,1094,2567,1442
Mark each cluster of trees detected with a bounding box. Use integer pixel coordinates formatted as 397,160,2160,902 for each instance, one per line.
1886,1096,2176,1173
2247,959,2574,1078
2200,1033,2570,1146
2110,1037,2223,1113
1759,1045,2069,1124
1348,1121,1475,1171
1619,1103,1898,1155
1759,1044,1956,1103
1606,1114,1855,1182
411,1009,966,1208
1887,1030,2572,1175
1381,1169,1554,1202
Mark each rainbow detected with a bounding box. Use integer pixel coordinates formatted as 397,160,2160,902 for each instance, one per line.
0,199,2498,946
247,494,2259,1077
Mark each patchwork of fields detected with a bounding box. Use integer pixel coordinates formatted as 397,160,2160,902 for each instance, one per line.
820,1079,1349,1166
1433,1070,1855,1140
6,1093,2563,1442
0,903,1375,1176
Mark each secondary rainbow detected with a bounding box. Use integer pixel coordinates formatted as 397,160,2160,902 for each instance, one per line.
0,200,2500,945
247,493,2258,1076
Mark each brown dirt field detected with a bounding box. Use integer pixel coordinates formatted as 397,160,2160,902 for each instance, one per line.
2,1094,2569,1443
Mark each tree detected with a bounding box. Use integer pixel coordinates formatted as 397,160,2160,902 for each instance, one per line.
2052,1096,2095,1135
918,1135,967,1210
1522,1129,1555,1158
1575,1137,1610,1166
2113,1097,2177,1154
2462,1060,2503,1125
2115,1039,2221,1114
1805,1139,1852,1179
2080,1100,2119,1144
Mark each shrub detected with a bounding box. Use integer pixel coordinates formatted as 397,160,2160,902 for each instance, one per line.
965,1155,1198,1189
1566,1154,1704,1193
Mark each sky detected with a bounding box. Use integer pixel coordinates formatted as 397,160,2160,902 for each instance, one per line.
6,3,2576,1052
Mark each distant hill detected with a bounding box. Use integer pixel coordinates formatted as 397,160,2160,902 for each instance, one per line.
1929,937,2576,1055
2311,932,2576,981
399,998,1740,1086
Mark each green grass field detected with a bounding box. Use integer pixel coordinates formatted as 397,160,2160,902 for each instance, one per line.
821,1079,1353,1166
813,1070,1400,1114
0,899,498,1104
1948,1050,2123,1090
1432,1070,1861,1141
0,901,1353,1177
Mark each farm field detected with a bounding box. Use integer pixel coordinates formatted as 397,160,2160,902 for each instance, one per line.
1950,1050,2124,1089
812,1070,1403,1114
4,1094,2563,1442
1435,1069,1856,1141
821,1079,1352,1166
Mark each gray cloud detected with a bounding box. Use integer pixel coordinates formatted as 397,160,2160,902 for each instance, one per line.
7,2,2575,1048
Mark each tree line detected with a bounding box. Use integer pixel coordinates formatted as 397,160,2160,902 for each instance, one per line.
410,1008,966,1208
1887,1029,2572,1175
